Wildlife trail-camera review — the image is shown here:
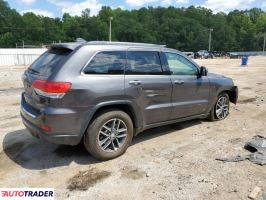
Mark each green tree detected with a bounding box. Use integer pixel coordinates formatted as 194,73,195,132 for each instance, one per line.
0,0,265,51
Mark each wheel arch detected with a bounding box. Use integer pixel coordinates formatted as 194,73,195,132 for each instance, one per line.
80,101,142,139
219,87,238,104
206,86,237,114
207,89,231,121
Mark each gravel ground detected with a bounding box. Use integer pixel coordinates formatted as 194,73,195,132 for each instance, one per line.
0,57,265,200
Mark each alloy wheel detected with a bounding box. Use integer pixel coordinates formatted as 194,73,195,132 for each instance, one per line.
98,118,128,152
215,96,229,119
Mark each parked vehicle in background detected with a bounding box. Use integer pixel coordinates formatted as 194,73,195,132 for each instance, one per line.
194,50,213,59
228,52,242,59
183,52,194,58
20,41,238,160
212,51,229,58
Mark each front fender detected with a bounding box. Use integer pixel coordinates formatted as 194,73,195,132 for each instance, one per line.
229,86,238,104
206,85,238,114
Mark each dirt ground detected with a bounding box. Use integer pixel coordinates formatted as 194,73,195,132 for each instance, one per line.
0,57,265,200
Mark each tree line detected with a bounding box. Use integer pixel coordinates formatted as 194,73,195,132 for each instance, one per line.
0,0,265,51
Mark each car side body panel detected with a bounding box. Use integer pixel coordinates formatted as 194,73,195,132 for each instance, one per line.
169,75,210,119
125,74,173,126
20,42,238,146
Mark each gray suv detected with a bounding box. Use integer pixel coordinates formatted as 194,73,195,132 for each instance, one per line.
21,41,238,160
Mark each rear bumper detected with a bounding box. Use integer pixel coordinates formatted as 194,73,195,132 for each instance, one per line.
20,93,90,145
21,114,80,145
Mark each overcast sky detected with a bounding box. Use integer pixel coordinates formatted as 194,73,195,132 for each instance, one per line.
6,0,266,18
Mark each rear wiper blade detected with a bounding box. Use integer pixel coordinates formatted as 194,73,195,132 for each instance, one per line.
28,68,40,74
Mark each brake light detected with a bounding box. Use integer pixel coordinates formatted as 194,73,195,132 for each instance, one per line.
32,80,71,99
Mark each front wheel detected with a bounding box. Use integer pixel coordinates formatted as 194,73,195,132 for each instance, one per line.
208,93,230,121
84,110,133,160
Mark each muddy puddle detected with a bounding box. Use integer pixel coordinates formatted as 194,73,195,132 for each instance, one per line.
67,168,111,191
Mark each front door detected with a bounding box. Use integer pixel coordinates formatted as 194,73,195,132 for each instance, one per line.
125,50,172,126
162,52,210,119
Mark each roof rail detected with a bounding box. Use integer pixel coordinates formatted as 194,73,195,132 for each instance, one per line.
87,41,166,47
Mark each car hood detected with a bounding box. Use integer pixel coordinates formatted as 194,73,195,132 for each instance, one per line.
208,73,227,78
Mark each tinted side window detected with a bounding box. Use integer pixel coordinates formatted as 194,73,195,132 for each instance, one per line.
164,52,198,76
83,51,126,74
126,51,163,75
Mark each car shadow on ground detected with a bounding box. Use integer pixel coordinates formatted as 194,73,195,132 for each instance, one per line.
2,129,98,170
133,119,202,145
2,119,202,170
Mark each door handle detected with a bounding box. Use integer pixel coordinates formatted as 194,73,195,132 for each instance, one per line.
129,80,142,86
174,80,185,85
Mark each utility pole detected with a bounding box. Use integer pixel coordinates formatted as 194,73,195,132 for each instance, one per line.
22,40,25,65
263,33,265,56
208,28,213,52
109,17,113,42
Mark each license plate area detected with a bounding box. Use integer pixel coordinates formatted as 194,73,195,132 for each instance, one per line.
24,93,34,106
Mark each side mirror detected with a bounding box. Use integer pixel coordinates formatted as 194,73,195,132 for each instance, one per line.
199,66,208,77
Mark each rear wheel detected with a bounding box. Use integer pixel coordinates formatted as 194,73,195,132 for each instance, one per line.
84,110,133,160
208,93,230,121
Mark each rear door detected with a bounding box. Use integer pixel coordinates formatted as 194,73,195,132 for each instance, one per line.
162,52,210,119
125,50,172,126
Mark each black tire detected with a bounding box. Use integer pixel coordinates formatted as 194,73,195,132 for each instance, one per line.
84,110,133,160
208,93,230,121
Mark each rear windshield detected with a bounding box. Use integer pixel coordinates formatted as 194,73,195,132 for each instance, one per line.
28,48,72,76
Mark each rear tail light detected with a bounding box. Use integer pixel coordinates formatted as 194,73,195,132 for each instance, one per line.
32,80,71,99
